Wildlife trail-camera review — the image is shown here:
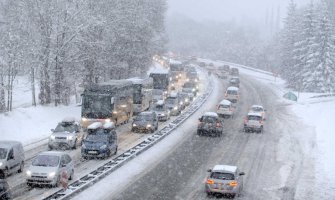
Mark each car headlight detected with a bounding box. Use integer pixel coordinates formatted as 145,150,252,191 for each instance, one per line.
48,172,56,179
180,102,183,105
82,117,88,122
0,162,2,167
174,106,178,110
82,143,86,149
50,135,55,140
192,88,195,92
67,135,74,140
185,98,189,102
175,76,178,79
26,170,32,177
133,123,137,127
100,145,107,149
105,119,111,123
196,86,199,89
146,124,152,128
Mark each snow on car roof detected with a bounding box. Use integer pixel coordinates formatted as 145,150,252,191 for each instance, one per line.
169,92,178,97
87,122,102,130
213,165,237,173
169,59,182,65
39,151,66,156
148,68,169,75
156,100,165,105
203,112,218,118
219,99,232,105
227,86,239,91
247,112,263,117
251,105,264,109
62,117,76,123
103,122,115,129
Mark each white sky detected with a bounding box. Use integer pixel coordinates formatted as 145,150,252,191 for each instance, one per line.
167,0,308,24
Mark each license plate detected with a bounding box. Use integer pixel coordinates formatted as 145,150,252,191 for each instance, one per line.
88,151,97,154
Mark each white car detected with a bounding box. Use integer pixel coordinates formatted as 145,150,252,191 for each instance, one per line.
243,112,264,133
249,105,266,120
26,151,74,187
217,99,235,118
224,86,239,103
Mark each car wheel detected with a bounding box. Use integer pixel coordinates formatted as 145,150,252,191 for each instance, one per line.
18,162,24,173
114,146,118,155
69,170,74,180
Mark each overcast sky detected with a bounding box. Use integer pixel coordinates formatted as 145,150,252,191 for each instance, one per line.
167,0,308,25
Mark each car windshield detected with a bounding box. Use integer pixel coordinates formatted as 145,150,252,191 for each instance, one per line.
183,82,195,88
201,116,217,123
154,105,165,111
219,105,230,109
32,155,60,167
0,148,7,159
135,114,153,121
248,115,262,121
227,90,237,95
54,123,76,132
210,172,235,180
153,90,163,95
86,129,109,141
165,98,177,104
252,107,263,112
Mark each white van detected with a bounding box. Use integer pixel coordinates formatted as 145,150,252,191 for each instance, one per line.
0,141,25,177
225,86,240,103
217,99,235,118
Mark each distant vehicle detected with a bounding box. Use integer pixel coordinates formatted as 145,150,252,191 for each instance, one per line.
205,165,245,198
149,69,170,102
198,62,206,67
197,112,224,137
178,92,191,107
243,112,264,133
217,99,235,118
229,77,240,88
81,80,134,128
0,179,11,199
225,86,240,103
26,151,74,187
165,92,182,116
186,71,199,83
230,67,239,76
131,111,158,133
249,105,266,120
182,82,198,96
48,118,85,150
81,122,118,159
0,141,24,177
169,59,184,81
223,65,230,72
128,77,153,114
152,100,170,121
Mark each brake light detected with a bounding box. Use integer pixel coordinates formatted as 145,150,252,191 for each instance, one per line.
216,123,221,127
207,179,214,185
229,181,238,187
225,93,227,97
244,117,248,124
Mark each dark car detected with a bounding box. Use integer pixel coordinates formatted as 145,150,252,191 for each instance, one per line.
0,179,11,200
81,122,118,159
230,67,239,76
131,111,158,133
197,112,224,137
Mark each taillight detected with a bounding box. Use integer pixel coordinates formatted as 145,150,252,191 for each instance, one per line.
216,123,221,127
244,117,248,124
229,181,238,187
225,93,227,97
207,179,214,185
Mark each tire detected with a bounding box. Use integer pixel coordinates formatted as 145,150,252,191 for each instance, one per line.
114,146,118,155
69,170,74,180
18,162,24,173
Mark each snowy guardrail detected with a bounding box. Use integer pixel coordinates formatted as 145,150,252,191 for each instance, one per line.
42,78,214,200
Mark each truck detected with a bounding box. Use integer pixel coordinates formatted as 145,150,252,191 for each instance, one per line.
149,69,170,103
128,77,153,114
81,80,133,128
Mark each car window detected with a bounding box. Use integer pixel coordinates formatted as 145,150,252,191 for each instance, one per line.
0,148,8,159
65,155,72,164
32,155,60,167
227,90,238,95
252,107,263,112
219,105,230,109
7,148,13,159
248,115,262,121
210,172,235,180
55,123,76,133
60,155,67,165
135,114,153,121
201,116,217,123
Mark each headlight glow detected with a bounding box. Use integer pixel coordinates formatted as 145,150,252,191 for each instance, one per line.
50,135,55,140
174,106,178,110
82,117,88,122
105,119,111,123
133,123,137,127
146,124,152,128
48,172,56,178
192,88,196,92
185,99,189,102
26,170,32,177
0,162,2,167
67,135,74,140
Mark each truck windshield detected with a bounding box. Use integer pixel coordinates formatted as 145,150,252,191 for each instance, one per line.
82,95,113,119
0,148,7,159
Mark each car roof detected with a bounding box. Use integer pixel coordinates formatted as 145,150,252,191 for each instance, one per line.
87,122,103,130
169,92,178,97
156,100,165,105
227,86,239,91
247,112,263,117
219,99,232,105
103,122,115,129
212,165,237,173
251,105,264,109
203,112,218,118
39,151,66,157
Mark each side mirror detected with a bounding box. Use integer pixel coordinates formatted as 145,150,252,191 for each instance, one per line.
51,129,55,132
207,169,212,173
239,172,245,176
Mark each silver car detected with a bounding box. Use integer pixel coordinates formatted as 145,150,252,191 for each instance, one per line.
26,151,74,187
48,118,85,150
205,165,245,198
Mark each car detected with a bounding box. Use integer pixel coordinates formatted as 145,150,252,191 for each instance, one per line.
229,77,240,88
217,99,235,118
224,86,240,103
205,165,245,198
249,105,266,120
197,112,224,137
26,151,74,187
182,82,198,96
165,93,182,116
0,178,11,200
243,112,264,133
131,111,159,133
152,100,170,121
81,122,118,159
48,118,85,150
230,67,239,76
177,92,189,109
0,141,25,177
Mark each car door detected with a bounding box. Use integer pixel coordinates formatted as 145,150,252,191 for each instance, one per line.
65,154,73,175
6,148,16,174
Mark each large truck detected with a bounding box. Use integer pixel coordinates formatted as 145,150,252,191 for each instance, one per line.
81,80,133,128
128,77,153,114
169,60,184,82
149,69,170,103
